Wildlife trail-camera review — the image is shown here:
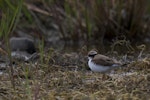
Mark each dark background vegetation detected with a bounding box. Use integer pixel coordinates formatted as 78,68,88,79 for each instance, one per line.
0,0,150,50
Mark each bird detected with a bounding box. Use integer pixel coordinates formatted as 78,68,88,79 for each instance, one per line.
88,50,122,72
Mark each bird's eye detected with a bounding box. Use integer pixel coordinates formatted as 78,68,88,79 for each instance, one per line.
106,59,111,61
88,54,96,58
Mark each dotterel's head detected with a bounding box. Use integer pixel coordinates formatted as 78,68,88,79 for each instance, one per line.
88,50,98,59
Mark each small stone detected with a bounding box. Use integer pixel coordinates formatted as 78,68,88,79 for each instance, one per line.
9,37,36,54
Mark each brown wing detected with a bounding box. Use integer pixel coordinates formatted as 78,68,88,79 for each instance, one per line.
92,54,120,66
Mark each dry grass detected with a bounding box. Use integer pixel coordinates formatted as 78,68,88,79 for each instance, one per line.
0,1,150,99
0,50,149,100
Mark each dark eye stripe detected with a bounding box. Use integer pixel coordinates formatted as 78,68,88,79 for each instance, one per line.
88,54,97,57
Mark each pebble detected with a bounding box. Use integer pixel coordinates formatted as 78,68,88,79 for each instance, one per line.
9,37,36,54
